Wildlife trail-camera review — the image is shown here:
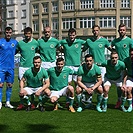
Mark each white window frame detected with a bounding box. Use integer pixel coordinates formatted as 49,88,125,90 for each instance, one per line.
63,1,74,10
52,19,59,30
43,3,48,13
22,23,27,30
80,17,95,28
80,0,94,9
120,16,131,28
7,0,14,5
33,4,39,14
8,10,14,18
21,10,26,18
100,0,115,8
100,17,116,28
62,18,76,29
121,0,130,8
21,0,26,4
8,23,14,29
52,2,58,12
42,20,49,30
33,20,39,31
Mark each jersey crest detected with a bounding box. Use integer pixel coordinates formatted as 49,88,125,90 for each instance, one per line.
123,44,127,48
75,44,79,48
63,74,67,79
99,44,103,48
31,46,35,50
11,43,15,47
50,44,54,48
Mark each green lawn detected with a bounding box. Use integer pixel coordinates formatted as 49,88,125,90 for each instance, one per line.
0,69,132,133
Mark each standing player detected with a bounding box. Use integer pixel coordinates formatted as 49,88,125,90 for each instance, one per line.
76,54,103,112
38,26,60,70
111,23,133,108
47,57,76,113
121,48,133,112
19,56,50,111
16,27,39,110
0,26,18,109
102,51,125,112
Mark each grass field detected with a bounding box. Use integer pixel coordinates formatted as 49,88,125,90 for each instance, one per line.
0,69,133,133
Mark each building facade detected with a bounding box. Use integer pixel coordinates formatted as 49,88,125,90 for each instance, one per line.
0,0,30,40
30,0,133,42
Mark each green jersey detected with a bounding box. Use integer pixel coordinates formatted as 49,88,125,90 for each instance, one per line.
60,39,85,66
124,57,133,77
101,60,125,80
111,37,133,61
23,67,49,88
77,63,101,83
38,37,60,62
17,39,39,67
47,66,74,91
85,37,110,64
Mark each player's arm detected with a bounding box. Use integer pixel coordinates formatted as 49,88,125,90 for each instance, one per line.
19,77,27,96
92,75,102,91
35,78,50,96
121,70,127,90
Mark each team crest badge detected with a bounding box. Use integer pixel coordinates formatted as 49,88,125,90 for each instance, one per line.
31,47,35,50
99,44,102,48
123,44,127,48
75,44,78,48
11,43,15,47
63,74,67,79
50,44,54,48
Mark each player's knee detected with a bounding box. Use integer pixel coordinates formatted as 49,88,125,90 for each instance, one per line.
76,86,82,94
68,85,74,92
44,89,51,96
7,83,13,88
0,83,4,88
50,97,57,103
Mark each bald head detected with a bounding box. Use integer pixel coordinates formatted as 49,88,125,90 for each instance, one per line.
43,26,51,39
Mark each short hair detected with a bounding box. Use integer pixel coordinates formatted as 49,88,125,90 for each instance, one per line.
24,27,32,34
33,56,41,62
5,26,13,31
56,57,64,63
111,50,118,56
92,25,100,30
118,23,126,30
85,54,93,60
68,28,76,35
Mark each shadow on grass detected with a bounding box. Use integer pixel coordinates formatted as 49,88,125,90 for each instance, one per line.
0,125,9,132
26,124,58,133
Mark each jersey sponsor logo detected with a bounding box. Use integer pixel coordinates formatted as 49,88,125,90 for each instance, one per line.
31,46,35,50
63,74,67,79
123,44,127,48
99,44,103,48
11,43,15,47
50,44,54,48
75,44,79,48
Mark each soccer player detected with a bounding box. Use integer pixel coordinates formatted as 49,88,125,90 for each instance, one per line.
121,48,133,112
76,54,103,112
111,23,133,108
102,51,125,112
16,27,39,110
47,57,76,113
19,56,50,111
38,26,60,70
0,26,18,109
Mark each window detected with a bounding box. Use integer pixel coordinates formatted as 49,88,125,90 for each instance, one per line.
63,1,74,10
33,20,39,31
42,3,48,13
100,0,115,8
52,2,58,12
8,23,14,29
99,17,116,28
21,0,26,4
120,16,131,28
7,0,14,5
8,11,14,18
33,4,38,14
62,18,76,29
42,20,49,29
22,23,26,30
52,19,59,30
80,0,94,9
80,17,95,28
121,0,130,8
21,10,26,18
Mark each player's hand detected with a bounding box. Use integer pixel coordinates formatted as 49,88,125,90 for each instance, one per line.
86,88,93,94
121,84,126,91
20,88,27,96
35,90,41,96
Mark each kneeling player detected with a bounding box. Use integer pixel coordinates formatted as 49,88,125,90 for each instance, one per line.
76,54,103,112
18,56,50,111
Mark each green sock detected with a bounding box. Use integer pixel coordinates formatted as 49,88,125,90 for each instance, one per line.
103,97,108,108
121,97,126,106
117,87,122,101
20,97,24,104
69,97,74,107
97,94,103,106
42,95,49,104
31,94,35,104
76,94,82,107
127,98,132,106
23,96,31,105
